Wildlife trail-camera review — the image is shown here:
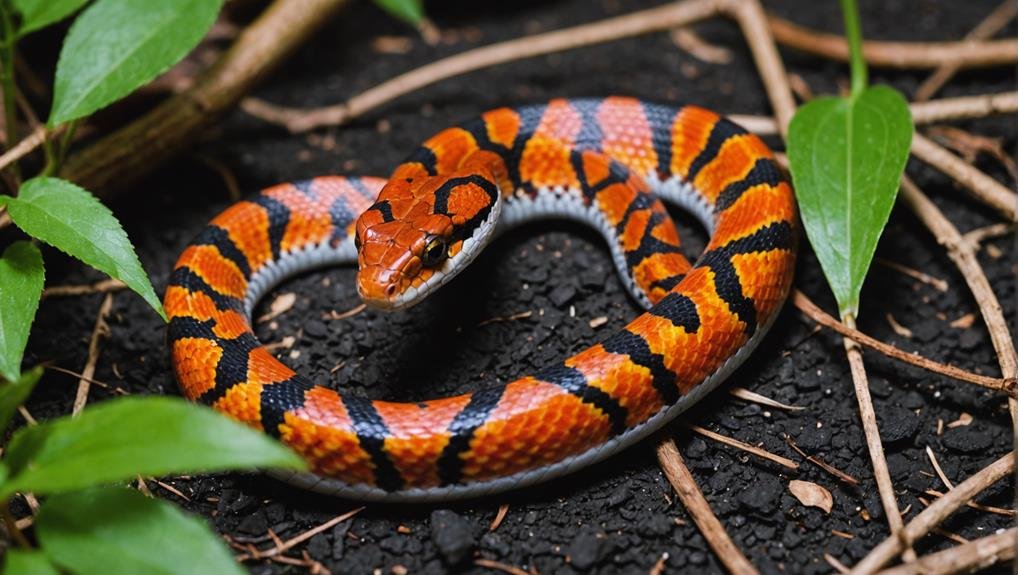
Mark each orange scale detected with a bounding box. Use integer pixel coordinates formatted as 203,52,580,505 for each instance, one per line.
247,347,297,386
709,184,796,248
210,203,272,272
280,411,375,484
565,344,665,427
621,209,652,252
632,252,692,296
424,128,480,174
597,97,658,177
595,182,639,226
164,286,215,320
670,106,720,179
171,337,222,399
214,381,263,428
482,108,521,149
446,182,495,223
581,150,613,188
211,309,251,340
730,250,796,323
178,244,247,299
265,186,333,252
692,134,773,201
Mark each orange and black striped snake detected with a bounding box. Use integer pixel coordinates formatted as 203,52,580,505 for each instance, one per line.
166,97,797,501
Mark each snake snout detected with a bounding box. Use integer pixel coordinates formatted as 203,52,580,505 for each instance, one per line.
357,265,403,309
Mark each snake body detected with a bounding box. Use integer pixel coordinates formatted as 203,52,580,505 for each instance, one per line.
166,97,797,501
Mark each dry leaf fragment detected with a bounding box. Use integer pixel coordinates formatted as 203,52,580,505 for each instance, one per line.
789,479,833,513
885,313,913,338
946,412,973,428
588,316,608,329
258,292,297,323
949,313,976,329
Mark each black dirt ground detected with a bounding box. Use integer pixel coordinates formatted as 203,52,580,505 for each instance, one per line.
12,1,1016,573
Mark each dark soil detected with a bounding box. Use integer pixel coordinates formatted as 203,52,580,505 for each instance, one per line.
13,0,1016,573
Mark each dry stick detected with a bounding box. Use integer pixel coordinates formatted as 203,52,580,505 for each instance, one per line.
42,278,127,298
242,0,727,133
914,1,1018,102
60,0,353,197
899,176,1018,429
791,291,1011,395
685,424,798,470
236,507,362,561
875,527,1017,575
0,124,46,173
910,133,1018,222
73,293,113,416
849,452,1015,574
656,440,759,575
765,14,1018,69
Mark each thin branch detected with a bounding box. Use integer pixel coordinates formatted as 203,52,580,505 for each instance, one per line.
241,0,727,133
875,528,1017,575
792,291,1012,396
842,313,915,563
73,294,113,416
60,0,353,197
766,13,1018,69
0,125,46,174
849,452,1015,574
910,133,1017,222
656,439,759,574
235,507,362,561
686,424,799,470
42,278,127,298
785,435,860,486
729,387,804,412
914,1,1018,102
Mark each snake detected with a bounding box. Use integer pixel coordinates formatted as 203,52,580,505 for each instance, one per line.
165,97,797,502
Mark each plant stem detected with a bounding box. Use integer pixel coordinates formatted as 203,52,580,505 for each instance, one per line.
1,498,30,548
0,1,20,184
839,0,868,97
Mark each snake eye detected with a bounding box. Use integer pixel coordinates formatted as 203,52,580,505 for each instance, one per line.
421,236,448,267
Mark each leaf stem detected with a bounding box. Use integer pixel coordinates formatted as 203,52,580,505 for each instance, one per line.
0,1,19,183
839,0,867,97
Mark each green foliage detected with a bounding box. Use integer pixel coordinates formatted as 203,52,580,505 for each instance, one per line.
373,0,424,25
0,242,43,382
49,0,224,125
785,0,913,319
2,549,60,575
11,0,90,36
0,367,42,432
0,396,305,499
36,488,245,575
0,178,165,320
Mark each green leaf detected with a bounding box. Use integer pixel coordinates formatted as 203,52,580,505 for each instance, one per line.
11,0,90,36
2,549,61,575
48,0,224,125
0,396,304,498
36,487,244,575
0,241,44,382
372,0,423,25
0,366,43,432
1,178,165,320
787,86,913,318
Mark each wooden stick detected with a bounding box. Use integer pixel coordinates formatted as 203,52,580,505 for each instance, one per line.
766,14,1018,69
910,133,1017,222
686,424,799,470
849,452,1015,574
656,439,759,574
792,291,1012,396
241,0,727,133
42,278,127,298
60,0,352,197
914,1,1018,102
874,527,1017,575
0,125,46,174
73,293,113,416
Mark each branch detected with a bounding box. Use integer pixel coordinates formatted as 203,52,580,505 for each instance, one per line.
874,528,1017,575
766,13,1018,69
791,291,1013,396
849,452,1015,574
910,134,1017,222
60,0,352,197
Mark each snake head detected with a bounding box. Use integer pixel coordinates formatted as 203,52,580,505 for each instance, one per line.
355,168,502,310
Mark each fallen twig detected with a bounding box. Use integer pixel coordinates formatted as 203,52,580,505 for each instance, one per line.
489,503,509,531
61,0,353,196
73,294,113,416
474,559,530,575
0,125,47,174
850,452,1015,574
874,527,1016,575
686,424,798,470
766,13,1018,69
910,133,1017,222
729,387,804,412
235,507,362,561
914,1,1018,101
656,439,758,574
792,291,1011,395
922,489,1016,518
784,435,860,486
41,278,127,298
875,258,948,292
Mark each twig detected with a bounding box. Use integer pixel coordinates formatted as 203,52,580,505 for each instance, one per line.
784,435,860,486
323,303,366,321
922,489,1016,517
899,176,1018,429
42,278,127,298
235,507,362,561
60,0,354,197
914,1,1018,101
670,27,733,64
474,559,531,575
73,294,113,416
766,13,1018,69
477,310,533,326
241,0,727,133
874,527,1016,575
842,314,914,562
656,439,758,574
489,503,509,531
729,387,804,412
875,258,948,292
910,133,1017,222
849,452,1015,574
686,424,798,470
792,291,1011,395
0,125,46,174
46,365,127,394
926,125,1018,182
730,92,1018,136
924,446,954,490
963,222,1014,246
